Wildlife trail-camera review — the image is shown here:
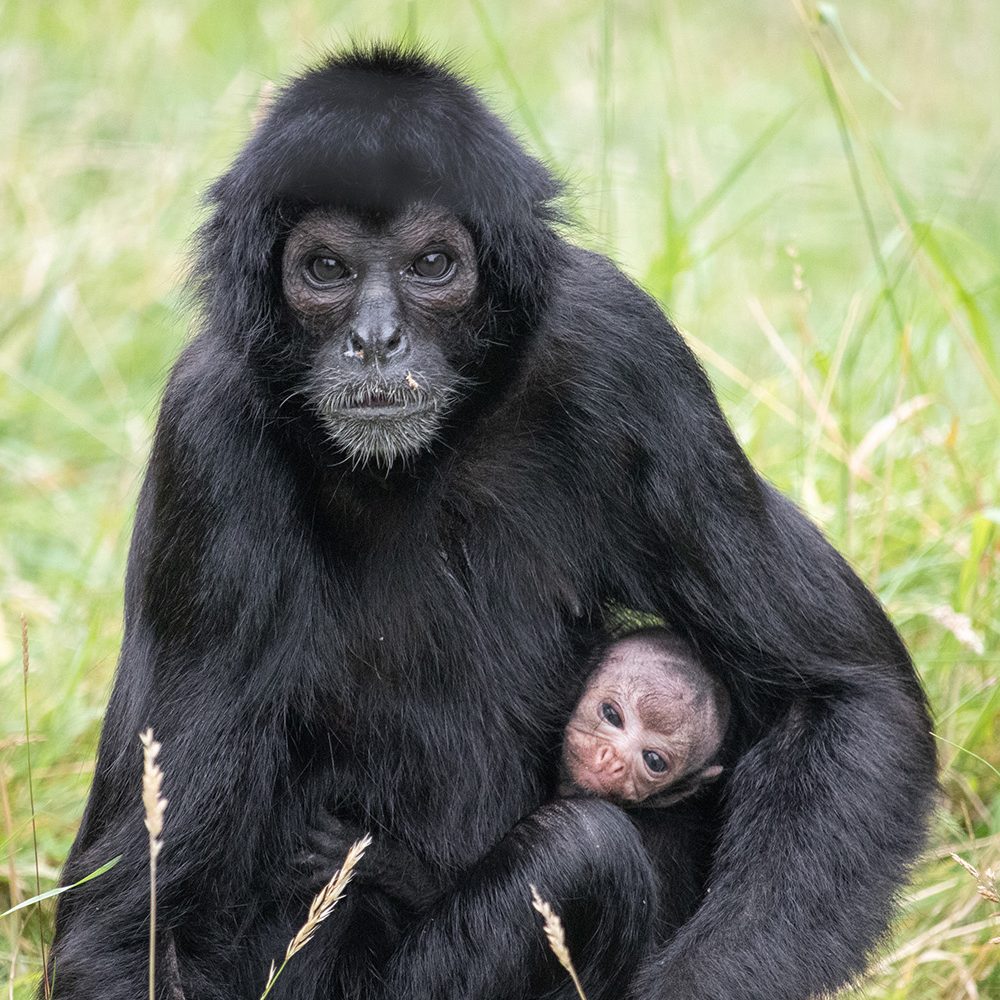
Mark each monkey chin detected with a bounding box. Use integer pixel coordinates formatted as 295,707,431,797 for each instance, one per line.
321,407,444,467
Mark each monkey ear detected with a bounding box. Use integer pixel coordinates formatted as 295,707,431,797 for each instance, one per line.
698,764,724,783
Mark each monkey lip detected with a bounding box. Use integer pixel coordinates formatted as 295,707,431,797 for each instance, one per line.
331,391,430,418
356,389,398,407
569,765,626,798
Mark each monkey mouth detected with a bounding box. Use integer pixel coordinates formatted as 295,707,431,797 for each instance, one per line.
356,390,397,408
308,373,466,466
328,383,431,418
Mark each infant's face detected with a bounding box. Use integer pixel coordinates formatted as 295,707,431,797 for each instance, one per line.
562,639,719,803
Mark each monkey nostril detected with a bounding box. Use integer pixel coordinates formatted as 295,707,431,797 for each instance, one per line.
384,328,404,356
348,330,366,357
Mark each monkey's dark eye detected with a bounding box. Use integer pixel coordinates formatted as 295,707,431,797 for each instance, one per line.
643,750,668,774
411,251,453,280
600,702,623,728
307,256,349,284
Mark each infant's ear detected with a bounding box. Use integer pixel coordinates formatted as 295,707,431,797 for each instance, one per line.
699,764,724,783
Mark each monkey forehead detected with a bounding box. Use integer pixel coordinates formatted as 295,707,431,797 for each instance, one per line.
586,665,700,725
286,202,475,248
589,663,695,702
596,638,700,689
602,629,695,662
253,51,561,221
586,636,723,734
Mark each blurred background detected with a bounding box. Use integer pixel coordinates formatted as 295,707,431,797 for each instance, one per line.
1,1,997,996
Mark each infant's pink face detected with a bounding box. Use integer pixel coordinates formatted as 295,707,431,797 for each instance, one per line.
562,637,725,803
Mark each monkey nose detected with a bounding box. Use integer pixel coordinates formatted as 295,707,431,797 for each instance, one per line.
348,324,409,364
594,746,625,775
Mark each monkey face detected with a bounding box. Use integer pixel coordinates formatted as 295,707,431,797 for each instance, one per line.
562,634,729,804
282,203,480,465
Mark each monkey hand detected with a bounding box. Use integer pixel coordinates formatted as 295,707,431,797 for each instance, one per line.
294,808,439,914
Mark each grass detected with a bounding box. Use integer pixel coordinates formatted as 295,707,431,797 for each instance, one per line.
532,885,589,1000
1,0,998,996
259,833,371,999
139,729,166,1000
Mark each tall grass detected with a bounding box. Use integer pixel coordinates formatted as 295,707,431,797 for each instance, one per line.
139,729,166,1000
259,834,371,999
1,1,998,996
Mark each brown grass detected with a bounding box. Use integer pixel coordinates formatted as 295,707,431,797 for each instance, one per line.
259,833,372,999
139,728,167,1000
530,885,588,1000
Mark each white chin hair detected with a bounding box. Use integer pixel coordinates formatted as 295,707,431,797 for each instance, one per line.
324,412,442,466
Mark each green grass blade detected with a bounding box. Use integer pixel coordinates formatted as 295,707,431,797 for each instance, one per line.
0,857,122,920
817,3,901,108
466,0,554,163
683,102,801,231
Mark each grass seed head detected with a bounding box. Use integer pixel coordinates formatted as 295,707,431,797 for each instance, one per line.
530,885,588,1000
139,728,167,858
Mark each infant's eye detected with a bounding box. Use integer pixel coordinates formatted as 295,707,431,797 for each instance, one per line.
600,702,623,728
643,750,668,774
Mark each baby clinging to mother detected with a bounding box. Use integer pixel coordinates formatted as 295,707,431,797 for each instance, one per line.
561,628,729,807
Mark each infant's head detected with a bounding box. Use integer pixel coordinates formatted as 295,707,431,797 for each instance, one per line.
562,629,729,804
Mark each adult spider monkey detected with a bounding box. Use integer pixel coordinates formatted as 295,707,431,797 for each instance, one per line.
49,45,936,1000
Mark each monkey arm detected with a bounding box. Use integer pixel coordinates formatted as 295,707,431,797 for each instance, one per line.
47,364,327,999
373,798,657,1000
618,289,936,1000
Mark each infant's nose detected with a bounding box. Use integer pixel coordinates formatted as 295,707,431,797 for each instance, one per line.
595,746,625,775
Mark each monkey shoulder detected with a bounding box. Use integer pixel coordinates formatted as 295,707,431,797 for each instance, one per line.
542,244,697,391
160,335,259,429
528,243,699,435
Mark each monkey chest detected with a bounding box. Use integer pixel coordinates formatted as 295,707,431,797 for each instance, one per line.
326,527,591,862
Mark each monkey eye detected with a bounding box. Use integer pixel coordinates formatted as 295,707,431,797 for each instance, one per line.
600,702,623,728
411,251,454,281
306,256,350,284
643,750,668,774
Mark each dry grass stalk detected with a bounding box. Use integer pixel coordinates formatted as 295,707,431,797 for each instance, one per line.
259,833,372,999
140,728,168,1000
930,607,986,656
21,616,50,999
140,730,167,855
530,885,588,1000
952,854,1000,904
952,854,1000,945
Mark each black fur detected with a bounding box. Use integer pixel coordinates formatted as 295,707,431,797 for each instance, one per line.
49,45,937,1000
